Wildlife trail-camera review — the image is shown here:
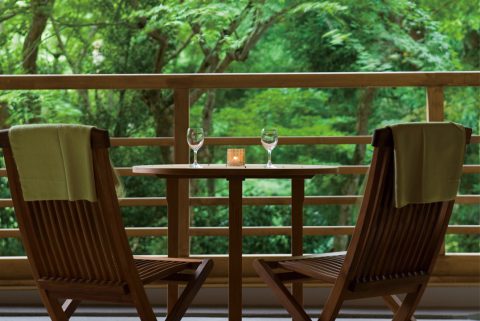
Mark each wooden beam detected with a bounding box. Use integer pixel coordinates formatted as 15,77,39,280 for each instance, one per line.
110,137,174,146
426,86,444,121
0,193,478,209
2,225,478,240
204,136,373,145
117,197,167,206
59,134,480,147
170,88,191,312
0,72,479,90
173,88,191,259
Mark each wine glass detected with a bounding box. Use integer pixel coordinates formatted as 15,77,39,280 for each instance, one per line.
261,128,278,168
187,128,205,168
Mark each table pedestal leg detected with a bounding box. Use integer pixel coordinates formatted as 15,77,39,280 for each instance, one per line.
228,178,243,321
166,178,179,313
291,178,305,316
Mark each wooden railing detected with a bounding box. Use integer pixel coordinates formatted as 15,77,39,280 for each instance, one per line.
0,72,479,286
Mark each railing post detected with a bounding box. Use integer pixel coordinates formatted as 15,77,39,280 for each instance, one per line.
291,178,305,313
168,88,190,312
426,86,447,256
173,88,191,257
426,86,445,121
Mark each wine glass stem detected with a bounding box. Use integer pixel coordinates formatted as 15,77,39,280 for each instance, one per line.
267,150,272,166
194,150,198,165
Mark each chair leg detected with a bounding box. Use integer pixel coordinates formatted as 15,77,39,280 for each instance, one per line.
253,259,311,321
165,259,214,321
382,295,416,321
62,299,81,319
130,284,158,321
318,283,346,321
133,299,158,321
392,285,427,321
38,289,68,321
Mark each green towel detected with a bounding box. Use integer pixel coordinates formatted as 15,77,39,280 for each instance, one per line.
390,122,466,208
9,124,97,201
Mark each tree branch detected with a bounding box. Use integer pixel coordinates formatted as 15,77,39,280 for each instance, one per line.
196,1,254,73
226,2,297,64
149,30,168,73
0,12,18,23
76,28,97,68
0,5,30,23
53,21,126,28
169,2,305,123
51,16,77,72
189,2,301,106
22,0,55,74
166,32,194,62
190,22,210,56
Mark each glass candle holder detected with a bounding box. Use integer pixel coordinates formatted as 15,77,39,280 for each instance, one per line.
227,149,245,166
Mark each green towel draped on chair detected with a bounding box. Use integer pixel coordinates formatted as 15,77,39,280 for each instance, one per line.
389,122,466,208
9,124,97,201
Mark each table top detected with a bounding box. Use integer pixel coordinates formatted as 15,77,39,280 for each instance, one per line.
132,164,339,179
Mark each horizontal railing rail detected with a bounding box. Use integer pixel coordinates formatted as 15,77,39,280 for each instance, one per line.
109,135,480,146
1,72,479,89
0,194,479,207
1,225,479,239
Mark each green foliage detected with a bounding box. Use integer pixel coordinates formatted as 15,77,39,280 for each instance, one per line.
213,89,335,136
284,0,454,71
0,0,478,256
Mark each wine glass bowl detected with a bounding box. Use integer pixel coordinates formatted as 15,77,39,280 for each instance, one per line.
261,128,278,168
187,128,204,168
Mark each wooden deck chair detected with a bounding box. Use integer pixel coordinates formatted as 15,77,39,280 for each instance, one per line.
0,127,213,321
253,126,472,321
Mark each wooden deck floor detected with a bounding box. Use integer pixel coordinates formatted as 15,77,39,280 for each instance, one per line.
0,307,478,320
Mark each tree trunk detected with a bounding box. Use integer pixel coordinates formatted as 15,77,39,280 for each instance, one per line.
333,88,376,251
77,89,92,122
22,0,55,74
21,0,54,124
113,90,128,137
0,103,8,129
142,90,173,164
190,90,216,197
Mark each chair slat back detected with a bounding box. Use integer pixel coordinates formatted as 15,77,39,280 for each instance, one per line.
0,128,132,285
25,200,123,282
344,127,471,289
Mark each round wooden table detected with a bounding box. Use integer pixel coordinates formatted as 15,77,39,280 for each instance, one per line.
132,164,339,321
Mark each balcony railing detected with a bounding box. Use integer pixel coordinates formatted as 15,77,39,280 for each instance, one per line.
0,72,479,287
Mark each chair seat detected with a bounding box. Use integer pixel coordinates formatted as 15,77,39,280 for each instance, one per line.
38,259,192,290
134,259,190,284
278,253,345,283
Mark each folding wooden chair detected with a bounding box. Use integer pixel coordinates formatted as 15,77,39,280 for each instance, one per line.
0,127,213,321
253,126,472,321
